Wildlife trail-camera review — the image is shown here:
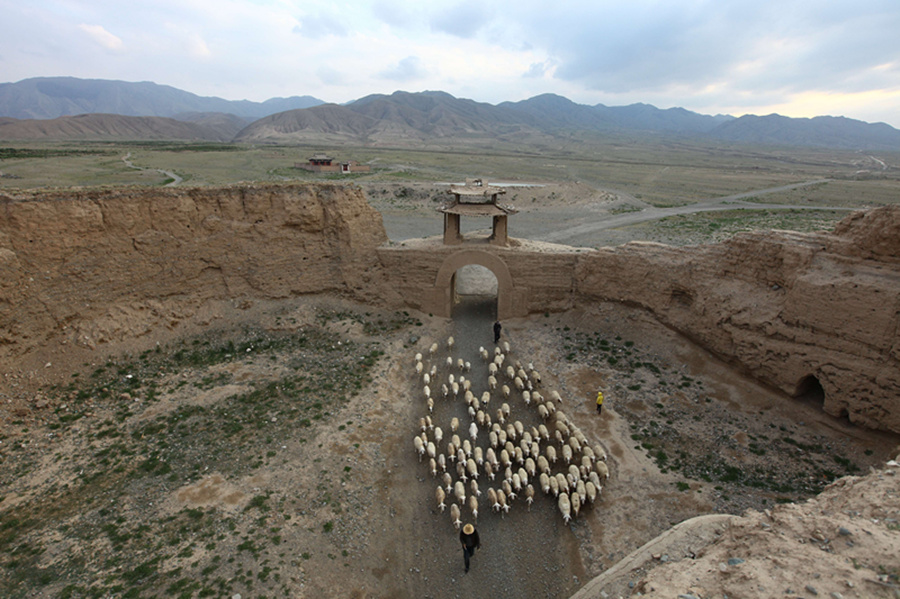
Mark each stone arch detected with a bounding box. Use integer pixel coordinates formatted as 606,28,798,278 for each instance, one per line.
433,250,520,319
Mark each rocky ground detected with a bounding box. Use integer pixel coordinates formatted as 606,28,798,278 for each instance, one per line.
1,292,897,599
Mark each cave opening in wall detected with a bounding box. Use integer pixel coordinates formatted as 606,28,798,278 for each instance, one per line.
794,374,826,407
451,264,498,320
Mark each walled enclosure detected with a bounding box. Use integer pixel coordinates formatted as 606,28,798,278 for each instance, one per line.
2,184,898,433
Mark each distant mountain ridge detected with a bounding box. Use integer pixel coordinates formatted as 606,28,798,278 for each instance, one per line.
2,77,900,150
0,77,324,120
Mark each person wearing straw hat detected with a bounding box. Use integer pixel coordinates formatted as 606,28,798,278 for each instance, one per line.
459,523,481,573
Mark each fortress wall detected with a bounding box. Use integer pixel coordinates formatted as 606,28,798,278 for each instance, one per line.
0,183,388,357
2,182,897,432
574,208,900,432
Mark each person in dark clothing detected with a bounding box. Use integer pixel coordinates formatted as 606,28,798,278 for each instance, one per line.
493,321,502,344
459,523,481,573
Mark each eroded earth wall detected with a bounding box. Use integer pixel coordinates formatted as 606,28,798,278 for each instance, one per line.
0,183,387,358
576,207,900,432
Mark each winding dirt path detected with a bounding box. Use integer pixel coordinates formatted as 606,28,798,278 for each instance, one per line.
121,152,183,187
536,179,847,244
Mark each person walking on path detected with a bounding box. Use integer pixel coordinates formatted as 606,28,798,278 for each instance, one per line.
596,390,604,414
459,523,481,573
493,321,502,344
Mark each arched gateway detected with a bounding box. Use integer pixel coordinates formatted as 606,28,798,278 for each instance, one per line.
434,249,517,319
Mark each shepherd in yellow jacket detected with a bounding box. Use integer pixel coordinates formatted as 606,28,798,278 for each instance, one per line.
596,390,604,414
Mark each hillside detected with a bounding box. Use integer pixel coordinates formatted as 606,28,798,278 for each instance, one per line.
235,90,900,151
4,77,900,150
0,77,323,120
0,113,238,142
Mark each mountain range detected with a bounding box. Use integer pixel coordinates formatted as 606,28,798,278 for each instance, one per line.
2,77,900,151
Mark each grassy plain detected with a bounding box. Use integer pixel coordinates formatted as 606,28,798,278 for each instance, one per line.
1,138,898,246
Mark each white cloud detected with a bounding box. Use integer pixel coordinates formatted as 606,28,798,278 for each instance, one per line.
78,24,124,51
379,56,427,82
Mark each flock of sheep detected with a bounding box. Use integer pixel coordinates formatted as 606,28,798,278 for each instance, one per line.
412,335,609,529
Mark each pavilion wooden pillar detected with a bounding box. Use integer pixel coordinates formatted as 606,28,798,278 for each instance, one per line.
490,215,509,246
444,213,462,245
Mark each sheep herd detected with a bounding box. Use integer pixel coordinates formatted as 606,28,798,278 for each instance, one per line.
412,335,610,529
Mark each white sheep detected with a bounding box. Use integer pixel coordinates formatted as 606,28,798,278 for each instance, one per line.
488,363,498,376
484,461,495,480
525,457,536,478
540,472,551,494
474,446,484,466
447,336,454,351
468,494,479,520
481,391,491,406
522,390,531,405
588,471,602,490
430,364,437,377
454,481,467,506
456,459,468,482
502,341,510,353
427,441,436,461
525,484,535,510
571,491,581,518
558,493,571,523
423,373,430,386
448,373,455,386
487,375,497,391
489,430,499,449
506,365,516,380
415,352,423,364
462,439,473,458
585,481,598,504
537,405,549,420
457,358,465,371
423,385,431,400
550,390,562,403
500,449,511,468
595,460,609,480
516,368,527,381
561,444,573,464
576,479,587,504
429,342,438,357
517,467,529,489
545,445,558,464
451,382,460,397
530,370,542,385
512,472,522,493
501,384,510,399
488,487,500,512
497,489,509,514
427,397,434,413
502,479,516,501
513,420,524,438
494,346,502,356
466,458,479,480
476,410,487,428
486,447,498,468
429,457,437,477
415,361,424,375
514,376,525,391
447,442,457,463
441,383,449,398
436,486,446,512
480,347,490,362
593,444,608,462
434,426,443,445
537,455,550,475
413,436,425,461
450,503,461,530
446,356,454,369
582,446,595,463
532,391,544,405
443,472,453,493
548,474,559,497
556,473,570,495
438,453,446,473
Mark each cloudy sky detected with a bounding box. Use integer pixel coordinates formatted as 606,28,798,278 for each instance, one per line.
2,0,899,127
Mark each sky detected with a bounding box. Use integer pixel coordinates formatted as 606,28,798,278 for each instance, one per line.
2,0,900,127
